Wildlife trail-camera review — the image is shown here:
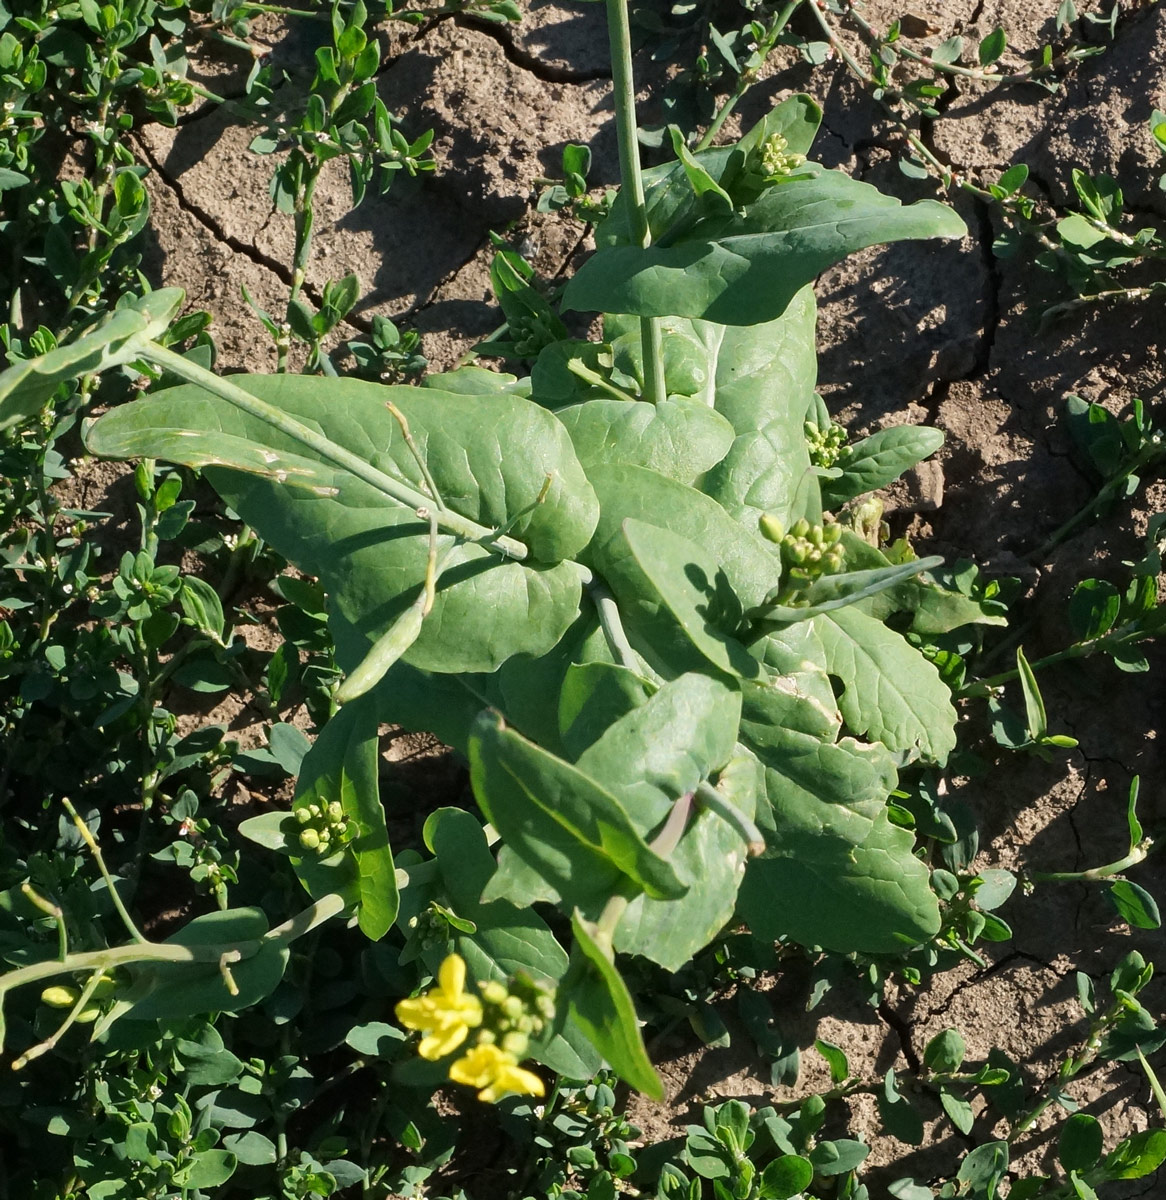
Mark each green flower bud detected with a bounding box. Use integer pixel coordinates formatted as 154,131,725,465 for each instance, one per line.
299,828,321,852
327,801,344,823
501,1031,530,1058
294,807,312,825
758,513,784,543
481,980,509,1006
41,985,80,1009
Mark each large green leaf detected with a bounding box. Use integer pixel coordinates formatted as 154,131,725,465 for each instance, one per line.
468,711,687,910
616,753,760,970
116,909,289,1023
611,519,761,680
555,397,734,486
595,96,825,253
735,725,940,952
701,288,822,529
585,464,777,612
564,166,966,325
747,622,841,740
0,289,183,431
558,661,656,761
814,607,958,764
821,426,945,509
565,910,663,1098
575,672,740,818
87,376,598,673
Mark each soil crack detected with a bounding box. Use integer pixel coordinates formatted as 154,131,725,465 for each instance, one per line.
452,14,611,84
135,132,300,295
877,1000,921,1073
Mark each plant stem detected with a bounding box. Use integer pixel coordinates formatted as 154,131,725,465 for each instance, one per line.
136,342,529,559
605,0,666,406
1027,839,1154,884
0,893,345,1005
696,0,801,152
590,581,642,674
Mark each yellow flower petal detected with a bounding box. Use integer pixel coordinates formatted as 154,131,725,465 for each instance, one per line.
479,1061,545,1103
439,953,467,1000
449,1043,510,1089
395,994,439,1032
418,1022,471,1061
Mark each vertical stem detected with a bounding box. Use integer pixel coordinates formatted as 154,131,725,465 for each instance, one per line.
605,0,666,405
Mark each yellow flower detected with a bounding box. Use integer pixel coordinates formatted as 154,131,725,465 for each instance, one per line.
395,954,483,1060
448,1042,546,1103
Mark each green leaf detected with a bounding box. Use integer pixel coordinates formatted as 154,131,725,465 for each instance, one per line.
810,1139,869,1175
468,710,687,910
586,462,778,612
565,674,748,968
564,166,965,326
556,397,735,486
558,661,656,760
1103,1129,1166,1179
564,909,663,1098
923,1028,966,1073
1069,578,1121,639
978,26,1006,65
1106,880,1160,930
815,1039,849,1083
956,1141,1008,1192
759,1155,813,1199
294,694,396,940
1059,1113,1103,1172
615,519,761,679
736,726,940,952
117,908,289,1023
178,1149,237,1189
0,289,184,431
1015,646,1048,740
88,375,597,673
222,1132,278,1166
815,607,958,764
821,426,945,508
938,1086,974,1135
700,289,821,530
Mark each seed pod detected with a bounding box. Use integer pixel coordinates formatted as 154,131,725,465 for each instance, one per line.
336,599,426,705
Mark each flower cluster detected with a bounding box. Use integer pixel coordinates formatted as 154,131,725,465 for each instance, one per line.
804,419,848,469
770,518,845,604
293,799,356,856
760,132,806,180
395,954,554,1103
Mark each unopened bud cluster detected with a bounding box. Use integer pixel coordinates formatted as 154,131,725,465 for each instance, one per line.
760,133,806,180
773,519,844,603
294,800,356,856
805,420,847,469
476,975,556,1061
510,312,559,358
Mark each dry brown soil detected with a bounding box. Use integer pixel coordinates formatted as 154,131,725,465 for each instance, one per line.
117,0,1166,1191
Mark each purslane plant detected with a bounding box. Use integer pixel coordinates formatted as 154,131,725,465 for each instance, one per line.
0,0,981,1094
